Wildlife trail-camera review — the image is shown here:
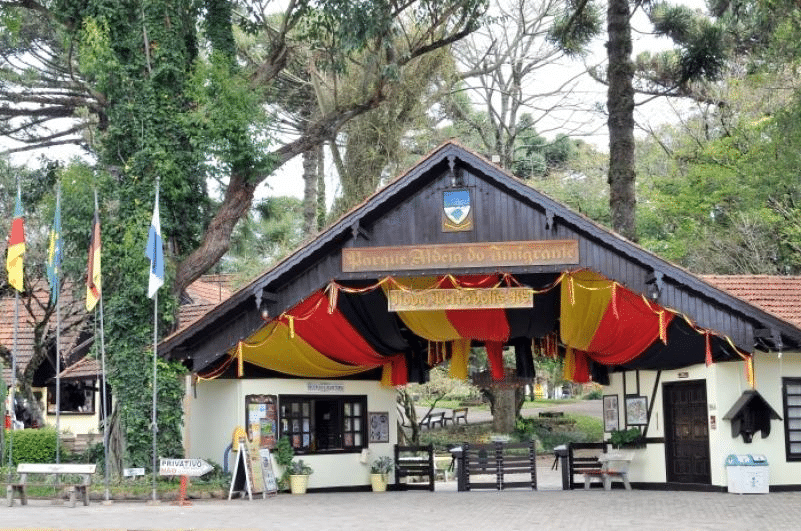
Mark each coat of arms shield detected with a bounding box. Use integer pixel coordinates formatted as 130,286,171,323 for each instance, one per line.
442,189,473,231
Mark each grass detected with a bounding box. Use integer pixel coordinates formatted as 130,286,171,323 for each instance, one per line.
417,412,602,454
416,397,583,410
0,467,230,501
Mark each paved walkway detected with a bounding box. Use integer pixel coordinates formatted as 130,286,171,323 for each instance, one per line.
2,486,800,530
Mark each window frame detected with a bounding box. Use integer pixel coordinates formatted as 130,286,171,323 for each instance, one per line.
279,394,367,455
782,377,801,462
47,379,96,416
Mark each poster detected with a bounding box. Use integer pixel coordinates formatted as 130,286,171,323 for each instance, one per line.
625,396,648,426
245,394,277,449
603,395,619,433
369,412,389,443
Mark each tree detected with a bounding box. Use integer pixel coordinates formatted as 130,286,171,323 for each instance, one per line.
1,0,487,465
440,0,594,172
549,1,728,241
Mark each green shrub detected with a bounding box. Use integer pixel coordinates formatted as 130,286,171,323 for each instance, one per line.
3,428,64,465
584,388,603,400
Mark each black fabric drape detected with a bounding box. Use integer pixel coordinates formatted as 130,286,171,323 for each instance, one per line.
337,284,410,356
622,318,741,370
511,337,536,378
506,274,560,339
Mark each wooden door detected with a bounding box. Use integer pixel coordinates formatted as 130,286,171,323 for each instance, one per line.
663,380,711,484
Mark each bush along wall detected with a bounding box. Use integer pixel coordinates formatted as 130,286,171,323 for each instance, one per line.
3,428,65,465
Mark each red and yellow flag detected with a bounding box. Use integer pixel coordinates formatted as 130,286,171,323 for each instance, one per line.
6,189,25,292
86,210,102,311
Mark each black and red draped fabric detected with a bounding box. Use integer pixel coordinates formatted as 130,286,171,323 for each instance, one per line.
226,270,749,385
560,271,673,366
336,281,411,356
279,291,387,367
620,317,743,370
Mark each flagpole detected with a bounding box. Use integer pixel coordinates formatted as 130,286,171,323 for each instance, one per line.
7,177,23,479
151,177,160,503
54,183,62,465
94,189,111,503
8,290,18,477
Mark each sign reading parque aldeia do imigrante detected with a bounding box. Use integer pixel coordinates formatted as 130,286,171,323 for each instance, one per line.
341,240,579,272
159,458,214,477
387,287,533,311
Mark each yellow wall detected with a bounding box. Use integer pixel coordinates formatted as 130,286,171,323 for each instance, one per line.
184,377,398,489
40,386,101,436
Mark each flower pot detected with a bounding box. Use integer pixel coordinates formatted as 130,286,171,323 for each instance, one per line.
370,473,388,492
289,474,309,494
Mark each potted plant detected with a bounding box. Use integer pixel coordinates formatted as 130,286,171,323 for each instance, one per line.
610,427,645,449
288,459,313,494
370,456,394,492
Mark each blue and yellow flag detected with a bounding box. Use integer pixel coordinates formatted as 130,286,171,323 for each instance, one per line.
46,191,63,304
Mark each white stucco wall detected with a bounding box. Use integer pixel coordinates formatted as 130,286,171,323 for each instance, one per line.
184,377,398,489
604,351,801,488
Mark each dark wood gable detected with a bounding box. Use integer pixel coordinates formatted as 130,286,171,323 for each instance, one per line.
159,142,801,371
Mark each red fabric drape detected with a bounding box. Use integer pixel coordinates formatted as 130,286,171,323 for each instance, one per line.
281,291,385,367
486,341,505,381
584,286,674,365
572,350,591,383
443,275,511,342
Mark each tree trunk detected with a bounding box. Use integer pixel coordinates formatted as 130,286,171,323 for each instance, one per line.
174,170,256,296
492,387,517,433
316,144,326,231
606,0,637,242
302,148,318,236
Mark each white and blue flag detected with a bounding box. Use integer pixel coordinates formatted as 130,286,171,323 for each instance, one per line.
145,199,164,298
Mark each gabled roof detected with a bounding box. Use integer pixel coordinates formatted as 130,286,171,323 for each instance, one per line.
157,141,801,367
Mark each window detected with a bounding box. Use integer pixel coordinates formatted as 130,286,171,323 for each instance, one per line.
47,380,95,415
279,395,366,454
783,378,801,461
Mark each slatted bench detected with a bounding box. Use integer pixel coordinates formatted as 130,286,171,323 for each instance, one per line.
7,463,96,507
582,450,634,490
419,411,445,429
394,444,435,491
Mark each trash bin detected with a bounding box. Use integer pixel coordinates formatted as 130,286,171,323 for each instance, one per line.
725,454,769,494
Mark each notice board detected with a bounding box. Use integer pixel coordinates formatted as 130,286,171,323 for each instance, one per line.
245,394,278,449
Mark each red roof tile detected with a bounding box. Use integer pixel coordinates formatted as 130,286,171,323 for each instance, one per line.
3,276,233,383
701,275,801,329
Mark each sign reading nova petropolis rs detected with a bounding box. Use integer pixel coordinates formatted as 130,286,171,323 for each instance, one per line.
159,458,214,477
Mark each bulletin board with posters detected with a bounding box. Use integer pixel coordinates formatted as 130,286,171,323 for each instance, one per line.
245,394,278,449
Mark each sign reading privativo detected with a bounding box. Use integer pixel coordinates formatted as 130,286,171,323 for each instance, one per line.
159,458,214,477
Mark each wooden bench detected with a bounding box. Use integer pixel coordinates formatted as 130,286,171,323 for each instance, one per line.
567,441,607,489
582,450,634,491
419,411,445,429
449,407,468,425
459,441,537,491
7,463,96,507
394,444,435,491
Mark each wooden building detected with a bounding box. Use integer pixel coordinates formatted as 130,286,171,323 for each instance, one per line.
159,141,801,491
